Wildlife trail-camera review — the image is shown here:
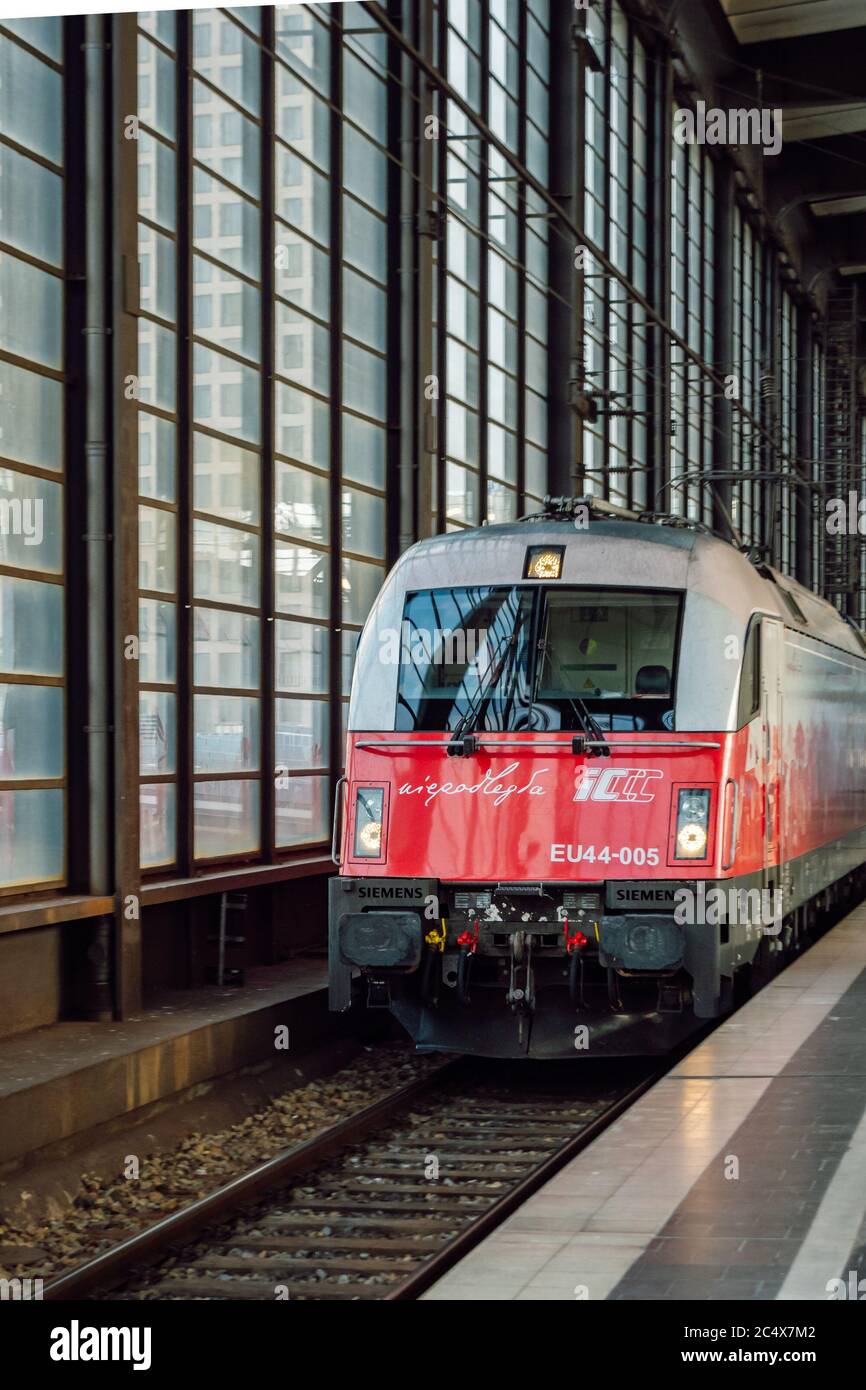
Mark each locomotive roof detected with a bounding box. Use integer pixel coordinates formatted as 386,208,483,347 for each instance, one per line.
348,516,864,731
392,517,862,658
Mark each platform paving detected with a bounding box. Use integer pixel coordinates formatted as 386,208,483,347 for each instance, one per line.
423,905,866,1301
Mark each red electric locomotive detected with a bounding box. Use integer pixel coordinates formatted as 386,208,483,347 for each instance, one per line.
329,499,866,1057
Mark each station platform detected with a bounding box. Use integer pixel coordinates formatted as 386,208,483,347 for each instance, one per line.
424,902,866,1301
0,956,352,1181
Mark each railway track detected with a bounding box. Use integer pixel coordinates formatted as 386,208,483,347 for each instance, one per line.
44,1059,657,1303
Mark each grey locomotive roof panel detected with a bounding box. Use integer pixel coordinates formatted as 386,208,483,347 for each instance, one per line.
348,519,864,732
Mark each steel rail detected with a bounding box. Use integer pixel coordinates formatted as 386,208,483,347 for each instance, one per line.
42,1060,464,1301
384,1069,659,1300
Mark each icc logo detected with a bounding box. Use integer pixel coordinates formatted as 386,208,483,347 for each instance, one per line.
573,767,663,804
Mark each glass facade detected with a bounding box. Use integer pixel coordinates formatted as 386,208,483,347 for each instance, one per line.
0,1,856,905
582,1,650,510
439,0,552,529
0,20,66,890
670,130,714,523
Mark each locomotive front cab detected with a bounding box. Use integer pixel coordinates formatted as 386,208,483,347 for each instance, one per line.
329,517,769,1058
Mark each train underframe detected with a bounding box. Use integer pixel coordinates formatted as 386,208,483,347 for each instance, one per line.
329,864,866,1059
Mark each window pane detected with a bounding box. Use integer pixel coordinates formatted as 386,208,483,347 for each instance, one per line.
342,414,385,490
275,300,329,394
0,144,62,266
342,556,383,625
343,126,387,209
344,48,386,144
194,693,259,772
343,341,386,420
0,36,62,164
192,79,260,196
140,689,176,774
446,461,478,525
0,255,62,369
194,607,259,689
194,343,261,443
276,63,330,172
0,683,63,777
276,146,329,244
193,167,261,279
193,255,261,362
0,788,63,886
0,469,63,573
488,422,516,483
138,412,176,502
275,774,329,848
487,479,516,524
342,486,385,559
138,222,177,323
275,7,329,87
140,783,176,868
274,225,330,320
138,34,176,140
0,576,62,675
193,518,260,606
341,628,359,696
138,318,176,411
227,7,261,35
275,620,328,694
193,432,261,524
0,360,62,472
343,268,386,352
2,17,62,60
138,132,176,232
193,12,261,114
139,598,177,683
139,505,177,592
275,542,328,618
139,10,176,49
194,779,259,857
275,460,329,543
274,381,329,467
343,197,386,280
275,696,328,770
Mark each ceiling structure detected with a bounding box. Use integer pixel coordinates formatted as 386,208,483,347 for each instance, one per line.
720,0,866,45
703,1,866,285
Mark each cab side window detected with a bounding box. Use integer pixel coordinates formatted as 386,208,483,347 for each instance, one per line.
736,621,761,727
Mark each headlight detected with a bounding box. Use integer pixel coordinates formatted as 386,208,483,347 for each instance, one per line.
524,546,564,579
353,787,384,858
675,788,710,860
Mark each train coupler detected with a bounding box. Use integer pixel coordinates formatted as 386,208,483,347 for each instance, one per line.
506,930,535,1014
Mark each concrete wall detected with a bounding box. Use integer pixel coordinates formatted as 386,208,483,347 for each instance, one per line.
0,928,62,1038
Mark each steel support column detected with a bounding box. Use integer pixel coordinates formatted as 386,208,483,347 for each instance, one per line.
712,164,735,540
548,0,578,498
795,304,814,589
111,12,142,1016
650,45,673,510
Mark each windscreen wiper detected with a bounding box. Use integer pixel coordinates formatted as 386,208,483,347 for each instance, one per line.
447,629,518,756
569,694,611,758
527,638,610,758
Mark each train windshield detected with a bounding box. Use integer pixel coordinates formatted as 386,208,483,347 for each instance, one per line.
395,586,681,733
